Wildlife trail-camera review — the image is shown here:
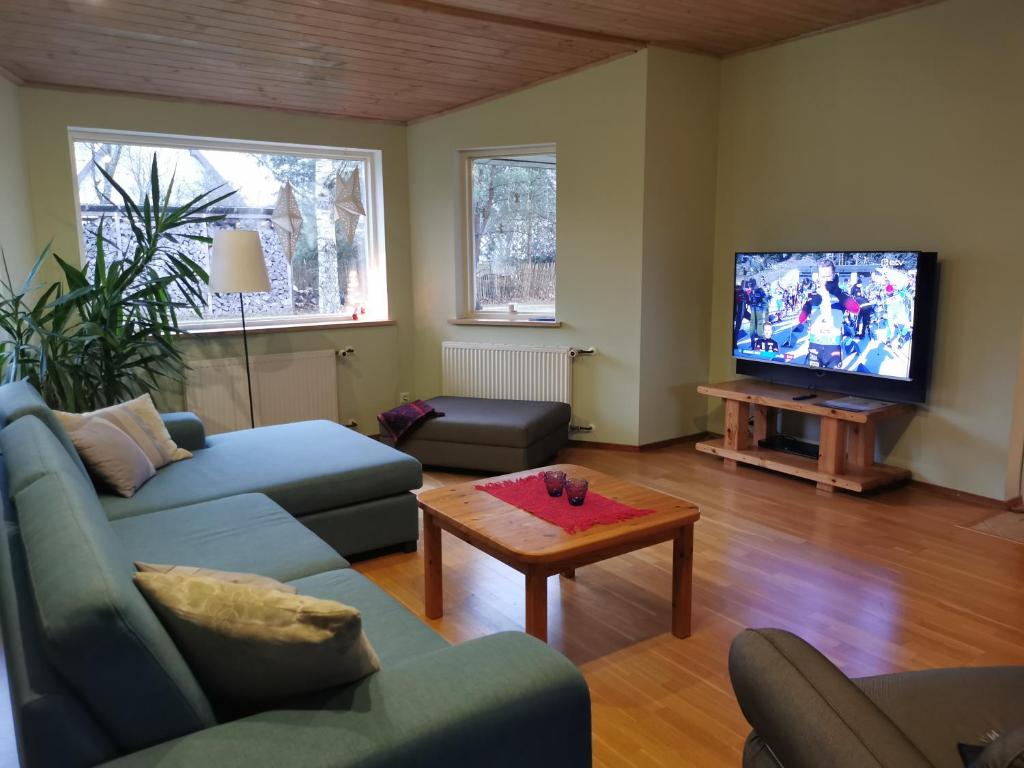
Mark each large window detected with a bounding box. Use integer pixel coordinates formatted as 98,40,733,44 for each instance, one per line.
71,130,387,329
460,146,556,319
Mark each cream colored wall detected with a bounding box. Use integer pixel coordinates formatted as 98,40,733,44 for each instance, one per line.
0,77,35,285
710,0,1024,498
407,53,651,445
638,48,720,445
17,88,415,433
1008,317,1024,502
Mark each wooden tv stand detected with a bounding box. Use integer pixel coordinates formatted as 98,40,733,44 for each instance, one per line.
696,380,913,493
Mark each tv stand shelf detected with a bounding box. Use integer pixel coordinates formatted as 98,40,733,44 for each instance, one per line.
696,380,913,493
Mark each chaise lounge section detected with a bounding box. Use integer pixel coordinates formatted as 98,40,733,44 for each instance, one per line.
0,382,592,768
0,381,421,557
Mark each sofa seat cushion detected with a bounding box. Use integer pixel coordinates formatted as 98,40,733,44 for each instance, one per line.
408,397,571,449
111,494,348,582
855,666,1024,768
287,568,449,667
101,420,422,520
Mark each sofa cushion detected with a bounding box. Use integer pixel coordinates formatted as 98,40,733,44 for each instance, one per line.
3,416,215,753
409,397,571,449
0,380,88,478
56,393,192,468
135,570,380,712
856,666,1024,768
2,407,98,499
67,416,156,497
287,568,449,666
111,494,348,582
101,420,422,520
136,562,298,593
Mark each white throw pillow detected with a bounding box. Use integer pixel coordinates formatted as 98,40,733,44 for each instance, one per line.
56,393,190,469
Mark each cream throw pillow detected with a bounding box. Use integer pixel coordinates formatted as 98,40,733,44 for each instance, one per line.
68,418,156,497
134,571,380,708
135,562,298,594
56,394,191,469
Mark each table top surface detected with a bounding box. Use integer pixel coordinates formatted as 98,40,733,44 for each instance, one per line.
417,464,700,564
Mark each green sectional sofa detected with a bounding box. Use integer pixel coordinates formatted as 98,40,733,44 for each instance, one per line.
0,382,592,768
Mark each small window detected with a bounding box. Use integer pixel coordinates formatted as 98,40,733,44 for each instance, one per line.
70,130,388,329
460,146,556,319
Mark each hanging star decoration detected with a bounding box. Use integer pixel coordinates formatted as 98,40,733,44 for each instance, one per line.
333,166,365,245
271,182,302,264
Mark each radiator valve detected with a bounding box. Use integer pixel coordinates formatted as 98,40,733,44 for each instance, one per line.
338,347,355,357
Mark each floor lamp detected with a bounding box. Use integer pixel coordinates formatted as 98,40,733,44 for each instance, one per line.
210,230,270,429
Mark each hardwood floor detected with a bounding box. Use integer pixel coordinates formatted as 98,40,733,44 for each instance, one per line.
354,440,1024,767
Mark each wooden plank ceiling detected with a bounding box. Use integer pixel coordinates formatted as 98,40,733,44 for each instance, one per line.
0,0,935,123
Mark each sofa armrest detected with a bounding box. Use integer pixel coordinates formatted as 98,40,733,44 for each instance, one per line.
101,631,591,768
729,629,934,768
160,412,206,451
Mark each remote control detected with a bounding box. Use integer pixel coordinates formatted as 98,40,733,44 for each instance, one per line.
792,394,816,401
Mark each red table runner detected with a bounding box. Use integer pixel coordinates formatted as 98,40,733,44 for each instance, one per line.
475,472,656,534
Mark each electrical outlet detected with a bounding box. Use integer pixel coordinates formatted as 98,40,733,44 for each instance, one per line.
399,392,411,403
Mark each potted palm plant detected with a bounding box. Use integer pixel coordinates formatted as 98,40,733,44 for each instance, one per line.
0,155,233,411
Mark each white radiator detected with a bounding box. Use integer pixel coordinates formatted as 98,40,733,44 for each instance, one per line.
185,350,338,435
442,342,573,404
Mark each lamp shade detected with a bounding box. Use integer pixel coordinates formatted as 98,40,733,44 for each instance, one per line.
209,230,271,293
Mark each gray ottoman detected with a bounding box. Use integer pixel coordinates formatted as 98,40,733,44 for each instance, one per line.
385,396,571,473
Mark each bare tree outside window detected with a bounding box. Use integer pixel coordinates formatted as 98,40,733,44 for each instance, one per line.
468,151,556,316
72,135,385,327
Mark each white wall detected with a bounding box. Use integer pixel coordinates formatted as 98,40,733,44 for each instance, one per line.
407,49,721,446
638,48,720,444
0,76,35,285
407,53,651,445
710,0,1024,498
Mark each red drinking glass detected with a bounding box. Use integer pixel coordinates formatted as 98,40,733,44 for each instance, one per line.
565,477,589,506
543,470,566,497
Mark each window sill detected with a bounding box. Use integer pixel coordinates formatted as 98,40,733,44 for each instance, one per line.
180,319,396,338
449,317,562,328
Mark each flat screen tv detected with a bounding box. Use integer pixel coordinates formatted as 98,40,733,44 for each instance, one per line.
732,251,939,403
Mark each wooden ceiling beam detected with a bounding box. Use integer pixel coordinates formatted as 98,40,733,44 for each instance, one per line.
362,0,648,48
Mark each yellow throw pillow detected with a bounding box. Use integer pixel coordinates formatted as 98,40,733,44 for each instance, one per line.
56,394,191,469
135,562,298,594
134,571,380,709
67,418,156,497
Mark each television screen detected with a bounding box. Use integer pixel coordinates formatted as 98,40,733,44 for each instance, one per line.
732,252,922,381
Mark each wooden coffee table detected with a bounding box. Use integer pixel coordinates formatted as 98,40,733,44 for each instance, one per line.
417,464,700,642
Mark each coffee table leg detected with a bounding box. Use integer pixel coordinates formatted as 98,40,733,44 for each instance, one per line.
672,524,694,638
423,511,443,620
525,568,548,641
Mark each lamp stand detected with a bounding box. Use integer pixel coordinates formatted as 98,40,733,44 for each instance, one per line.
238,292,256,429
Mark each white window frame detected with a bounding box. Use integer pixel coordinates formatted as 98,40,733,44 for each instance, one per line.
68,127,389,331
456,144,557,321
